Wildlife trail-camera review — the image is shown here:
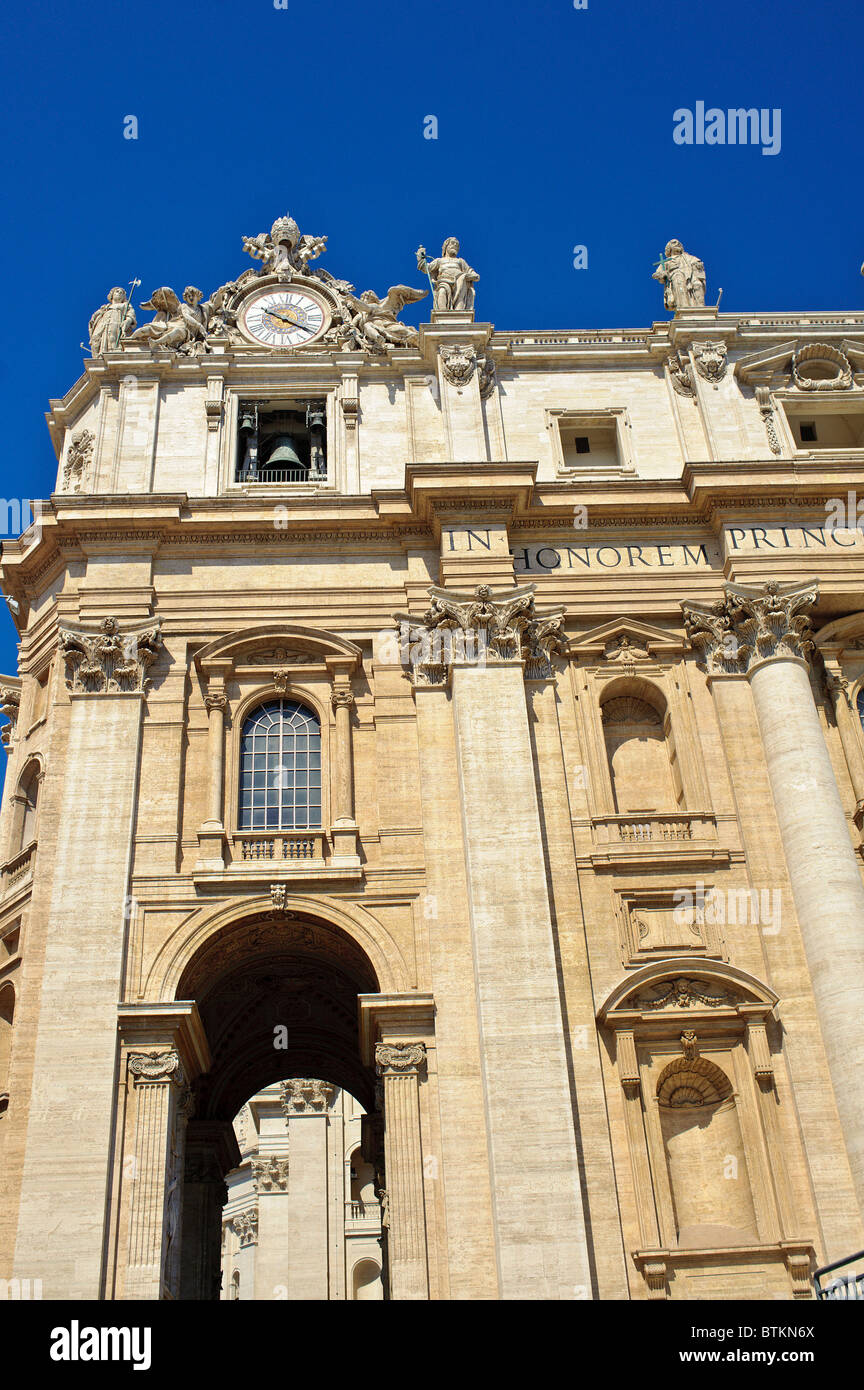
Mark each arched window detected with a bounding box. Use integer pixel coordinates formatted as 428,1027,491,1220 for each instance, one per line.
238,700,321,831
230,1270,240,1301
11,758,41,854
0,983,14,1116
857,686,864,733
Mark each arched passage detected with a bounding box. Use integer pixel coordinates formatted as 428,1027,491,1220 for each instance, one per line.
176,909,380,1120
173,906,382,1300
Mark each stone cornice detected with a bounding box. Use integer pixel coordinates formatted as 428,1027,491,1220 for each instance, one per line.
5,459,864,609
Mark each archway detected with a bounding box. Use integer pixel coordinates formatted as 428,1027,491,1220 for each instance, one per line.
174,907,382,1300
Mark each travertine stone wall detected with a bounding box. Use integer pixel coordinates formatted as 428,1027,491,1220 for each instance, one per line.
451,659,592,1298
12,694,142,1298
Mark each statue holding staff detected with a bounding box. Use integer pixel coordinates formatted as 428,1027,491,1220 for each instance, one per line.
652,239,706,310
416,237,479,312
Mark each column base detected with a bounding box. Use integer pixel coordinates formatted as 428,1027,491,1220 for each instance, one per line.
196,822,227,871
330,821,361,869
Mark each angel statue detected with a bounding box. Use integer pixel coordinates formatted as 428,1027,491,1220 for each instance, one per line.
242,213,327,281
340,284,428,352
417,237,479,311
125,283,236,353
652,239,706,311
88,287,137,354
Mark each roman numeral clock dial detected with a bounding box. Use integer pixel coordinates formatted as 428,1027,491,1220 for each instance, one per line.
240,288,328,348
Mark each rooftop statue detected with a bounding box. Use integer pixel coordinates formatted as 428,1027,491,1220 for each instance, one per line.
652,239,706,310
340,285,428,352
88,287,137,354
242,213,328,281
125,284,237,354
416,237,479,312
93,208,427,356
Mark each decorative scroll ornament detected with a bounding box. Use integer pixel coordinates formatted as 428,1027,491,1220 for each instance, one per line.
0,685,20,749
666,351,695,398
251,1157,290,1192
60,616,162,694
279,1078,334,1114
478,353,497,399
395,583,566,685
681,580,817,676
633,977,738,1011
439,343,477,388
62,429,95,493
231,1208,258,1246
792,342,853,391
693,340,728,382
128,1050,184,1084
375,1042,427,1076
755,386,783,455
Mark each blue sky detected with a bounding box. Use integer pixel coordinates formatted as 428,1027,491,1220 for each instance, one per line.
0,0,861,693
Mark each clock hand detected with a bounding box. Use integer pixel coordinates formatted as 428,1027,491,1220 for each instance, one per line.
266,308,314,333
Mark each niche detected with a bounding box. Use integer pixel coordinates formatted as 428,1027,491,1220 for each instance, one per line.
601,689,683,814
657,1053,758,1250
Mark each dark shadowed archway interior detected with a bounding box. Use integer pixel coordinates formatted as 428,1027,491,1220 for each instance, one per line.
174,909,380,1298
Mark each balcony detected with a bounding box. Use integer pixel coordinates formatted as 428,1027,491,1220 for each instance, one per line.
344,1200,382,1234
230,831,326,867
588,813,729,871
1,840,36,898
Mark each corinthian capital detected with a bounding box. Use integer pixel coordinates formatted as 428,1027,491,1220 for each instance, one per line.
682,580,818,675
375,1042,427,1077
60,616,162,695
395,583,565,685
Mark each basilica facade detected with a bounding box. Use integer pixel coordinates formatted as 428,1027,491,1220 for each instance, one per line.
1,212,864,1300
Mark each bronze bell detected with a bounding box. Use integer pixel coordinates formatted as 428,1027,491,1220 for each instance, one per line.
264,434,303,468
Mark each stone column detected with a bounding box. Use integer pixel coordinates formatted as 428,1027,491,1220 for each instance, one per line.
180,1120,239,1300
205,693,227,825
196,661,231,870
326,657,360,867
683,580,864,1213
823,661,864,827
124,1050,189,1300
376,1043,429,1301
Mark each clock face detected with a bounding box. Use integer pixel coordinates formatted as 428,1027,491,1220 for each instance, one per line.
240,288,328,348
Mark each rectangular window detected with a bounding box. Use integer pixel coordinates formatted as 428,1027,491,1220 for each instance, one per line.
235,400,327,483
